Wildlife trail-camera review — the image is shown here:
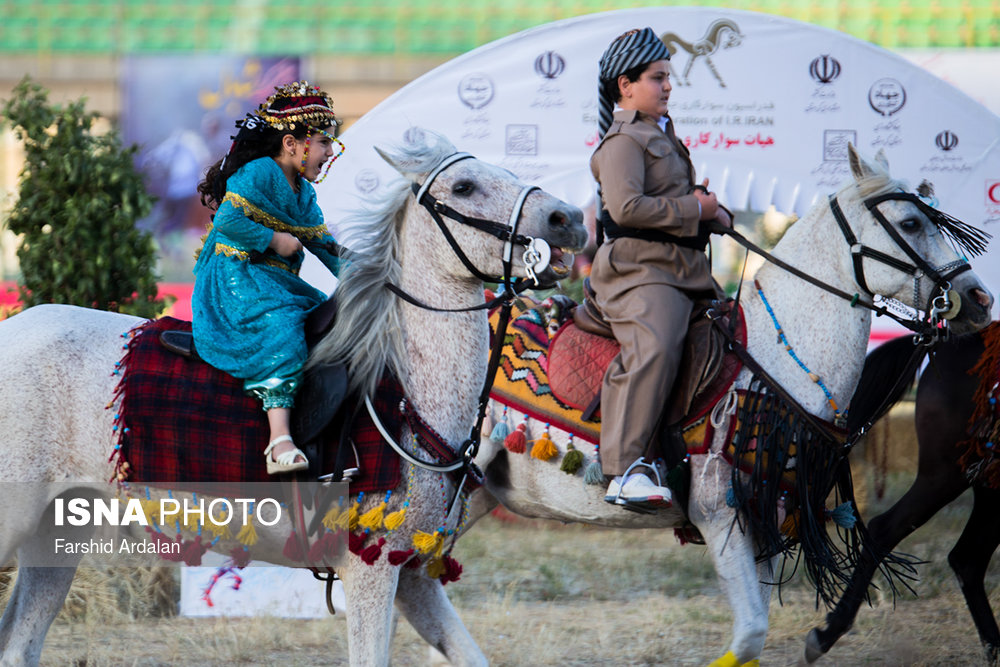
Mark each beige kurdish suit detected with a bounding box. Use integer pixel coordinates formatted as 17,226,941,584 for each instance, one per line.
589,108,717,476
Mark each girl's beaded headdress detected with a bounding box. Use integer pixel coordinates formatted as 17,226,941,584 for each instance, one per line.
228,80,345,182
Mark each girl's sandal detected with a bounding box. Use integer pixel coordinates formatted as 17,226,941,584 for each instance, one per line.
264,435,309,475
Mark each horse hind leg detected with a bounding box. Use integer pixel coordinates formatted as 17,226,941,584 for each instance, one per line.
395,566,486,667
948,485,1000,663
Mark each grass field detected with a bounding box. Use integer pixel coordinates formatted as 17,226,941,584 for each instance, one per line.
6,461,995,667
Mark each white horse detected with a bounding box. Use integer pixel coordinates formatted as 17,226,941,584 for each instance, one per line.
0,130,588,667
467,145,994,666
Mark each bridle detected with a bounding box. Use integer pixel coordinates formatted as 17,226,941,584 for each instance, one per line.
829,191,983,342
409,152,552,293
715,189,988,345
710,187,988,448
368,152,554,489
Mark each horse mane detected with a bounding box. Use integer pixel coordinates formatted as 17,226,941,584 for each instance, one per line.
308,137,456,399
836,168,907,202
846,336,926,433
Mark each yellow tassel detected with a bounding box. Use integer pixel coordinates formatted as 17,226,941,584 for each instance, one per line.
321,505,343,532
205,519,231,540
426,557,445,579
236,519,259,546
383,506,407,531
413,530,444,557
348,499,361,532
740,660,760,667
140,499,160,526
359,502,387,531
333,508,350,531
205,509,231,539
530,432,558,461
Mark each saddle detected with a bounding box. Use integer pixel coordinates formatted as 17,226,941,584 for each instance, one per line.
549,280,744,429
158,296,351,479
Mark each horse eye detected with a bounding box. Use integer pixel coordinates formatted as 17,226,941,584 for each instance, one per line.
452,180,476,196
900,217,920,231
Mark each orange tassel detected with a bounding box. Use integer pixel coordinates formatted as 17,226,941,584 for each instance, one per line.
530,429,558,461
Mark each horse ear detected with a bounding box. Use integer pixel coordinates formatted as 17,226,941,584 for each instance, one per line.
873,148,890,171
848,142,881,182
375,130,458,181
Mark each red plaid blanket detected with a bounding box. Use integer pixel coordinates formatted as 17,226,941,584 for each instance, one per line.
113,317,402,495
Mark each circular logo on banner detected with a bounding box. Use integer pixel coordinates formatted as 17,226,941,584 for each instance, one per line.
935,130,959,152
458,73,495,110
809,55,841,84
354,169,380,195
868,78,906,116
534,51,566,80
988,181,1000,205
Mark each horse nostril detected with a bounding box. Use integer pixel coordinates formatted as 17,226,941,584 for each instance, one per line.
969,287,993,309
548,209,567,226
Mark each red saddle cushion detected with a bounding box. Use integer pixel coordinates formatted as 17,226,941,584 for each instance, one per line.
547,305,747,427
547,322,619,418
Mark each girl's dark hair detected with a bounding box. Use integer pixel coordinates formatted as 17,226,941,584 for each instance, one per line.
599,61,653,105
197,122,315,210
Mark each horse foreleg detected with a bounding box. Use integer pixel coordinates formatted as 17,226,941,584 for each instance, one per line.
339,558,401,667
804,471,967,663
395,566,486,667
949,485,1000,663
0,565,77,667
689,454,769,665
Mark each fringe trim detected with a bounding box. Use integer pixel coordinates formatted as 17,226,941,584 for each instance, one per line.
728,374,917,608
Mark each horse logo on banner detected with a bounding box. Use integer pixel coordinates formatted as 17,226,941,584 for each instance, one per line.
660,19,744,88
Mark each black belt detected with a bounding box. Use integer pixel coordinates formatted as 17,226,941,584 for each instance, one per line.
599,209,710,251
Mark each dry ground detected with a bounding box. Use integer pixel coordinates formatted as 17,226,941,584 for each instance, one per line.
4,413,995,667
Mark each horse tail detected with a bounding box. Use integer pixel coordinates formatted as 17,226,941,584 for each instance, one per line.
847,335,928,433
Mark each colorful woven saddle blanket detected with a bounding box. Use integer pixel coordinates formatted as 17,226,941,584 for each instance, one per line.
112,317,403,495
959,320,1000,487
487,295,745,451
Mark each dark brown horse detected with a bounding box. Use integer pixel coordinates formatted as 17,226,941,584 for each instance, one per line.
805,321,1000,664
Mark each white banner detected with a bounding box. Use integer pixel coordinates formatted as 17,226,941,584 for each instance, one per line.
312,7,1000,323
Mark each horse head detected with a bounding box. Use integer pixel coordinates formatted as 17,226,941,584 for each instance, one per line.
312,129,587,400
375,129,588,288
827,144,993,335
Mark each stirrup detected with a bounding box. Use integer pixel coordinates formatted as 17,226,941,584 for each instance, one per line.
604,458,671,513
264,435,309,475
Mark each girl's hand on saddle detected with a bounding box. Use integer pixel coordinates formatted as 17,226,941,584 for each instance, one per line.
269,231,303,258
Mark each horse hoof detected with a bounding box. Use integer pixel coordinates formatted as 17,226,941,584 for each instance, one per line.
804,628,826,663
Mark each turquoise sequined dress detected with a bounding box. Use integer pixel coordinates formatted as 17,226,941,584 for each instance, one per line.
192,157,341,410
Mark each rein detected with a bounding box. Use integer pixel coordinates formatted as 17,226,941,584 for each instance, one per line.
708,189,978,342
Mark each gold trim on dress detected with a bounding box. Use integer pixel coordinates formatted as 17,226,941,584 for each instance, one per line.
222,192,329,240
